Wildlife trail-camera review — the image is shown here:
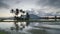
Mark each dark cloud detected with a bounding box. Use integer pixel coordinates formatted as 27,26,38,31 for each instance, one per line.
0,0,9,8
37,0,60,8
0,0,21,9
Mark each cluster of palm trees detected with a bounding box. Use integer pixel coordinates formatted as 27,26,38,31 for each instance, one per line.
10,9,25,17
10,9,30,31
10,8,30,20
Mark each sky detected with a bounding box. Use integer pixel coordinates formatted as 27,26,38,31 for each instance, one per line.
0,0,60,17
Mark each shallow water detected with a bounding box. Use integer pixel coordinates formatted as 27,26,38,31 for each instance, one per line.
0,22,60,34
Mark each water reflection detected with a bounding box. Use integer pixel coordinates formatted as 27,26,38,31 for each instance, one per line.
13,22,26,31
10,16,30,31
1,16,60,34
28,29,47,34
0,22,60,34
7,16,60,34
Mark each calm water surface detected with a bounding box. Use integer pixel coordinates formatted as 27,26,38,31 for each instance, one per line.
0,22,60,34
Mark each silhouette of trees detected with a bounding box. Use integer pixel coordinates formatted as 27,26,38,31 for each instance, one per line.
20,9,25,15
10,9,14,13
10,9,19,17
10,9,25,17
15,9,19,15
20,9,23,12
55,15,57,21
26,12,30,20
10,9,30,30
20,9,25,13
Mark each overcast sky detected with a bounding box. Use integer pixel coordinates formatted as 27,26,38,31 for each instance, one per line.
0,0,60,17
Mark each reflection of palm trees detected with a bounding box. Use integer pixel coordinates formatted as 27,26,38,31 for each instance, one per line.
14,22,19,31
10,21,19,31
10,21,30,31
26,21,30,26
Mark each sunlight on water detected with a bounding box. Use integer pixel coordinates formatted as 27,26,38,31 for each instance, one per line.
4,20,14,21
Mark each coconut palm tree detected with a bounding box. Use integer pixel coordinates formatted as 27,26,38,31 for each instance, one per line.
10,9,16,18
15,9,19,16
20,9,25,14
20,9,23,12
10,9,14,13
20,9,26,20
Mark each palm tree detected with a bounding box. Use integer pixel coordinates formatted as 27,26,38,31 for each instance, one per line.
10,9,14,13
20,9,23,12
15,9,19,16
10,9,16,18
20,9,25,14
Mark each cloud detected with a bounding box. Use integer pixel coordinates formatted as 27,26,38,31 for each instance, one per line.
0,0,21,9
37,0,60,8
0,0,9,8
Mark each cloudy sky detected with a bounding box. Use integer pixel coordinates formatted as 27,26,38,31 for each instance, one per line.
0,0,60,17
